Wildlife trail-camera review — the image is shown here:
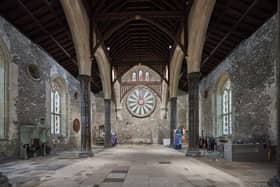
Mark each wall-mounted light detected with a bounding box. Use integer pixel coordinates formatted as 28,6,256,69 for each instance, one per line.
107,47,110,51
168,45,172,49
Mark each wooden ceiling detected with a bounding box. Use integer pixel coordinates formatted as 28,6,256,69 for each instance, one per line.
0,0,277,92
201,0,277,76
180,0,277,90
91,0,189,85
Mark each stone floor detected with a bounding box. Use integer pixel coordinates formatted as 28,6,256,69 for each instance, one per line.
0,145,276,187
197,155,277,186
179,145,277,186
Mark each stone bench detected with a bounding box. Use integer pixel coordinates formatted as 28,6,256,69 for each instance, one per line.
224,143,274,162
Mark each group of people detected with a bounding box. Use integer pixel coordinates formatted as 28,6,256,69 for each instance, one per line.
199,136,217,151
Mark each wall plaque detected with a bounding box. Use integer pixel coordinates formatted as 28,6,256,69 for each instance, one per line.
73,119,80,133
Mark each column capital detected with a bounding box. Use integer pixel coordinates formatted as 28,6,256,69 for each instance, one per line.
78,74,92,81
169,97,177,101
187,72,201,80
104,98,112,102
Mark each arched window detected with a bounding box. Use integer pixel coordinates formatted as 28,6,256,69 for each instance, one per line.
0,52,5,138
0,39,9,139
112,68,115,82
50,78,67,136
216,76,232,137
222,80,232,135
51,82,61,135
165,65,168,80
138,70,143,81
132,72,137,81
145,72,150,81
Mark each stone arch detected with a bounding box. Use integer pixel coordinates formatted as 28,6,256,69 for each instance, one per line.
50,75,69,137
120,65,162,102
114,64,167,83
187,0,216,73
0,36,10,139
51,74,69,93
213,73,232,137
215,73,231,94
94,47,112,99
169,45,185,98
60,0,91,76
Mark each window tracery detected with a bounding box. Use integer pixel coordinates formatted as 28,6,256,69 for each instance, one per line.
51,81,61,135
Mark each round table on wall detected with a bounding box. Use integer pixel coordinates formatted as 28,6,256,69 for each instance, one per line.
126,87,156,118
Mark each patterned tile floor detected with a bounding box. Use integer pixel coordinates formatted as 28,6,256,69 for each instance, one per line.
0,145,276,187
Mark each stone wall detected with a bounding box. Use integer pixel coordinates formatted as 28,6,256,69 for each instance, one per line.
199,15,278,144
93,66,188,144
0,16,92,160
93,92,170,144
121,65,161,82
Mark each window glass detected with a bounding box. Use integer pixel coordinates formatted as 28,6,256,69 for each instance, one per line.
138,70,143,81
51,82,61,135
222,80,232,135
132,72,137,81
112,69,115,82
145,72,150,81
0,61,4,138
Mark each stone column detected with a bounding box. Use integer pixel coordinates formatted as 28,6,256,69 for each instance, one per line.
104,99,112,148
79,75,93,157
186,72,201,156
115,107,122,120
170,97,177,146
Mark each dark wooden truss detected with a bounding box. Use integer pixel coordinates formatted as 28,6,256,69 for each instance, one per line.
201,0,277,77
0,0,277,93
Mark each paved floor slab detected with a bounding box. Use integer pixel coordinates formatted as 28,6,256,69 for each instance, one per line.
0,145,275,186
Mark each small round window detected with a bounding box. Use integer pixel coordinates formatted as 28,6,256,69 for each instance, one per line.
27,64,41,80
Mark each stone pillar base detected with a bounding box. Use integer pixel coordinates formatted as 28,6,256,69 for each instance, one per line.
267,176,280,187
168,144,175,148
79,150,94,158
0,172,10,187
186,149,201,157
